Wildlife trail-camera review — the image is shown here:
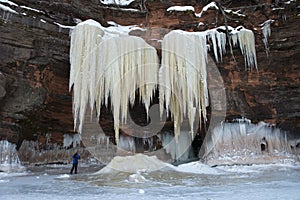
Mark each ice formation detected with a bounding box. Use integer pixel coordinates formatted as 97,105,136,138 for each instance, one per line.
0,140,24,172
18,140,87,164
202,120,292,161
70,18,258,154
167,6,195,12
160,30,209,143
20,5,45,14
95,154,175,173
100,0,135,6
175,160,221,174
0,3,18,14
237,28,257,70
195,1,219,18
224,9,246,17
159,131,193,161
119,135,136,152
159,27,257,144
63,134,81,148
167,2,220,18
69,19,159,145
0,0,18,7
206,29,227,63
260,19,274,56
229,26,258,70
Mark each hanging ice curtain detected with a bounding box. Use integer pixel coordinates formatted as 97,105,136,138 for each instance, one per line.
69,19,258,145
69,20,159,145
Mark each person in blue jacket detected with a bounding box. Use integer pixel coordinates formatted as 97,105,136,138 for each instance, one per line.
70,151,80,174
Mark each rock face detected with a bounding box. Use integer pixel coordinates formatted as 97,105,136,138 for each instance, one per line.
0,0,299,154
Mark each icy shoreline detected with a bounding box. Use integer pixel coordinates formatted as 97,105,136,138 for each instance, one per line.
1,160,299,200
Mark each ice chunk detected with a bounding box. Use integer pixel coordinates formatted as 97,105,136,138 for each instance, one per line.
95,154,175,173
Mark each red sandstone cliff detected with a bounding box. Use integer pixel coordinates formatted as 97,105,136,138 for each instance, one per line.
0,0,299,149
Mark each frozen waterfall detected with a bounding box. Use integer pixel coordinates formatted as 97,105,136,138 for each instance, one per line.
70,19,159,145
159,26,257,145
69,19,258,155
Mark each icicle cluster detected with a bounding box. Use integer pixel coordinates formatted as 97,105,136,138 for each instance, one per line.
159,131,193,161
260,19,274,56
0,140,25,172
203,120,292,159
160,30,209,142
230,26,257,70
70,20,159,145
206,29,227,63
159,27,257,143
70,19,258,148
63,134,81,148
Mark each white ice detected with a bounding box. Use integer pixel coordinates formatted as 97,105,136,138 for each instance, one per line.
224,9,246,17
175,161,222,174
100,0,135,6
167,6,195,12
0,140,25,172
20,5,45,14
202,120,297,166
53,22,75,29
0,0,18,7
70,19,159,145
195,1,219,18
95,154,175,174
0,3,18,14
260,19,274,56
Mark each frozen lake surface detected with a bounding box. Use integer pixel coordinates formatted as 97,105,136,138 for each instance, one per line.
1,160,300,200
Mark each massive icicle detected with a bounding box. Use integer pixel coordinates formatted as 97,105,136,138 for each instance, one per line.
160,30,209,143
70,20,159,145
236,28,257,70
159,26,258,144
